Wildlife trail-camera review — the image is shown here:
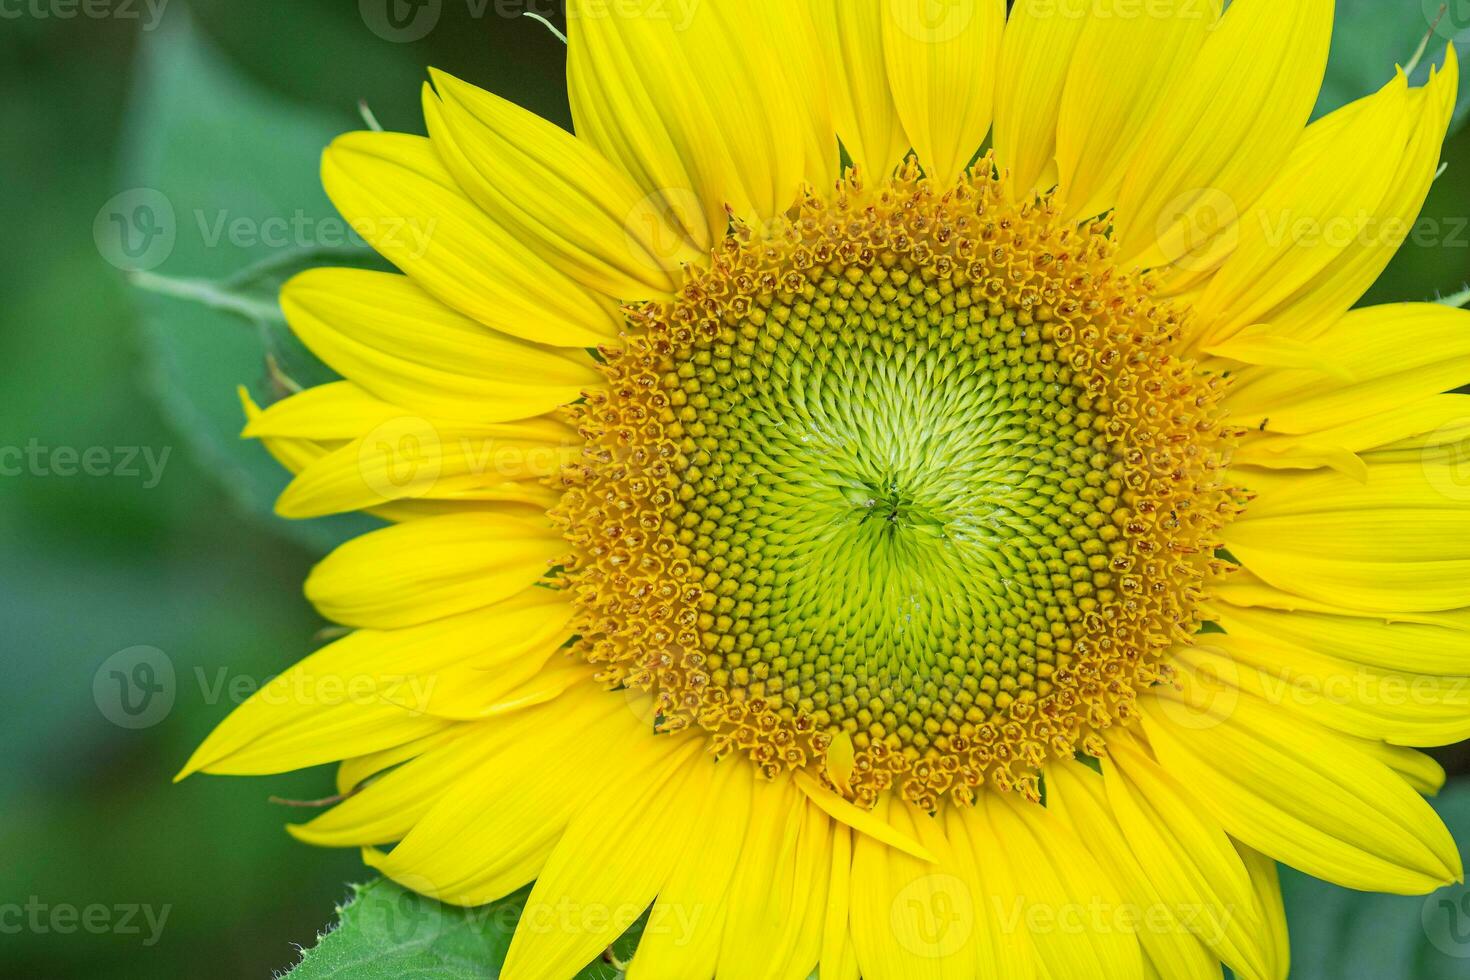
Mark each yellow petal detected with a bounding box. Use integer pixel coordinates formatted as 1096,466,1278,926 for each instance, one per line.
882,0,1005,185
1176,636,1470,748
990,0,1088,193
242,381,405,441
717,779,829,979
980,792,1145,980
942,802,1038,980
1045,759,1227,980
281,268,599,424
793,770,934,862
367,686,634,906
1191,74,1416,345
1236,845,1290,980
626,760,752,980
819,825,863,980
275,414,576,519
1214,599,1470,677
304,511,563,628
1224,304,1470,434
849,797,968,980
812,1,909,177
176,608,530,778
424,71,693,299
294,717,537,848
1112,0,1333,269
1056,0,1221,221
1141,685,1462,894
501,736,705,979
566,0,806,244
322,131,618,346
1099,735,1269,980
1229,50,1459,343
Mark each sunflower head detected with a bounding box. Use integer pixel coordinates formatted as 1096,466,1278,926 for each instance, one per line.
181,3,1468,977
556,161,1242,807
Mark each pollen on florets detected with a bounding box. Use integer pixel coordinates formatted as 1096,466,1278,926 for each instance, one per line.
551,157,1242,810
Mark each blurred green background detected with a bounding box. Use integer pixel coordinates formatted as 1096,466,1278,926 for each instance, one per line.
1,1,1468,977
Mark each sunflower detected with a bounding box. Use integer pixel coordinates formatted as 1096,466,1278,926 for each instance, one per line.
179,1,1469,977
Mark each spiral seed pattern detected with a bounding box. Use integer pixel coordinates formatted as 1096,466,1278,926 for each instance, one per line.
554,162,1241,809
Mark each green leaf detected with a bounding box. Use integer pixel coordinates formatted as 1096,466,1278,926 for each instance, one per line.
1279,780,1470,980
115,9,385,554
285,881,647,979
1315,0,1470,135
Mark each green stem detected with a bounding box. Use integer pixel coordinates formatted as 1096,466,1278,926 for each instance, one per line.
129,269,282,323
523,11,568,45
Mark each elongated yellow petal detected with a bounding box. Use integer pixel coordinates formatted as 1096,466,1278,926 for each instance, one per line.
774,2,842,188
1214,601,1470,677
1141,685,1462,894
1175,637,1470,747
293,712,547,848
942,803,1037,980
819,826,862,980
1045,760,1226,980
424,72,693,299
566,0,806,245
1190,74,1414,345
980,792,1145,980
176,608,537,778
990,0,1088,193
1100,735,1269,979
304,511,562,628
716,778,829,979
243,381,407,440
849,796,975,980
335,727,462,796
793,770,934,862
275,415,576,519
1225,304,1470,433
1113,0,1333,269
501,736,705,978
626,760,752,980
1234,49,1459,343
1056,0,1221,221
1237,845,1290,980
882,0,1004,185
280,268,599,425
812,1,909,177
367,686,633,905
322,132,618,347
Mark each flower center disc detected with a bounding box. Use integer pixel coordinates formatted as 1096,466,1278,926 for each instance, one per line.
556,163,1239,809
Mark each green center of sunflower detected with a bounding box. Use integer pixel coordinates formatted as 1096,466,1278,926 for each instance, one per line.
555,162,1241,809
